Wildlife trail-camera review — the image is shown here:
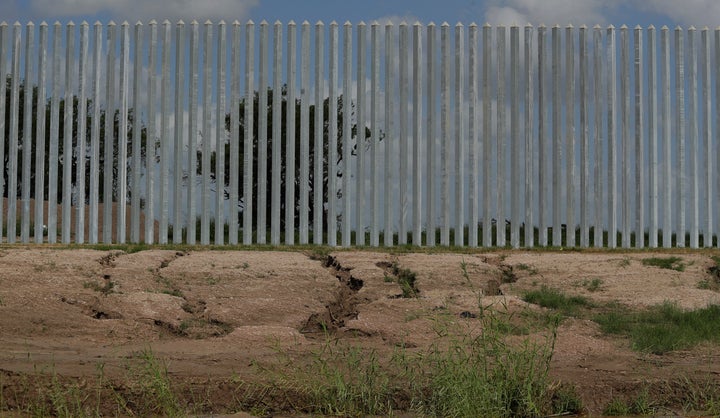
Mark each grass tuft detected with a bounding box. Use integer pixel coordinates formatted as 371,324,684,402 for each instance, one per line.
642,256,685,271
522,286,592,317
595,302,720,354
409,310,563,417
388,262,419,298
130,349,184,417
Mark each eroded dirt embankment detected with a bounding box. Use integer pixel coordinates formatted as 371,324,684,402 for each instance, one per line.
1,248,720,415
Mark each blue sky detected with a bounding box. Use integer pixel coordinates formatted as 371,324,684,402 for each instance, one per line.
4,0,719,29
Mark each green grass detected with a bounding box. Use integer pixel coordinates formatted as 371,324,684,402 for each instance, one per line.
130,349,184,417
387,262,419,298
522,286,593,317
82,279,115,295
642,256,686,271
594,302,720,354
407,311,569,417
581,277,604,292
255,307,575,418
603,387,659,416
307,344,393,416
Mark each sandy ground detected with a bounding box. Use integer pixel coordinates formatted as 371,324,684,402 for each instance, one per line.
1,247,720,416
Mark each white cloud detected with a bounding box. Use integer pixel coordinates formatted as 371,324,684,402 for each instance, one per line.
28,0,259,23
633,0,720,27
484,0,615,26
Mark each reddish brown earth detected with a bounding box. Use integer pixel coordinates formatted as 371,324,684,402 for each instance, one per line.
1,247,720,416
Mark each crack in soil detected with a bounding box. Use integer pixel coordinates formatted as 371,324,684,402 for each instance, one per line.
479,255,517,295
301,255,366,336
148,252,232,338
92,251,231,338
60,296,123,320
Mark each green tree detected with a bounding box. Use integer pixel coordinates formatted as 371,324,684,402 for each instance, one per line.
204,86,379,231
2,76,148,205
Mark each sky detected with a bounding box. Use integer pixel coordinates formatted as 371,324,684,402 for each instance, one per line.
3,0,720,29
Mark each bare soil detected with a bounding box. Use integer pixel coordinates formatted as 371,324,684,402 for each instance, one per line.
1,246,720,416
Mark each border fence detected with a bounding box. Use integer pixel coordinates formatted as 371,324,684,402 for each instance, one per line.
0,20,718,248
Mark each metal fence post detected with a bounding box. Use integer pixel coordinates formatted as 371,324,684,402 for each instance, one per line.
648,25,658,248
440,22,450,247
35,22,48,243
675,26,686,247
61,22,75,244
216,20,227,245
173,20,185,244
455,23,465,247
314,21,325,245
21,22,35,243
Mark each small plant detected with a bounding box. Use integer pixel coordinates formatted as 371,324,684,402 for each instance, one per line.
154,276,184,298
603,397,630,415
83,277,116,295
460,258,470,282
642,256,685,271
382,262,420,298
550,382,584,415
630,387,658,415
516,263,539,275
582,277,604,292
523,286,592,317
618,257,631,268
410,307,561,417
130,349,184,416
602,388,658,416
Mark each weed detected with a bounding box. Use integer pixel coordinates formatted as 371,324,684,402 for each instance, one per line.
409,308,561,417
154,276,184,298
603,397,630,415
82,277,116,295
550,382,584,415
314,345,393,415
581,277,604,292
460,258,470,282
242,262,250,269
47,372,93,418
631,387,658,415
642,256,685,271
516,263,539,275
384,262,419,298
523,286,592,317
33,261,58,272
603,387,659,416
130,349,184,416
595,302,720,354
618,257,631,268
499,265,518,283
